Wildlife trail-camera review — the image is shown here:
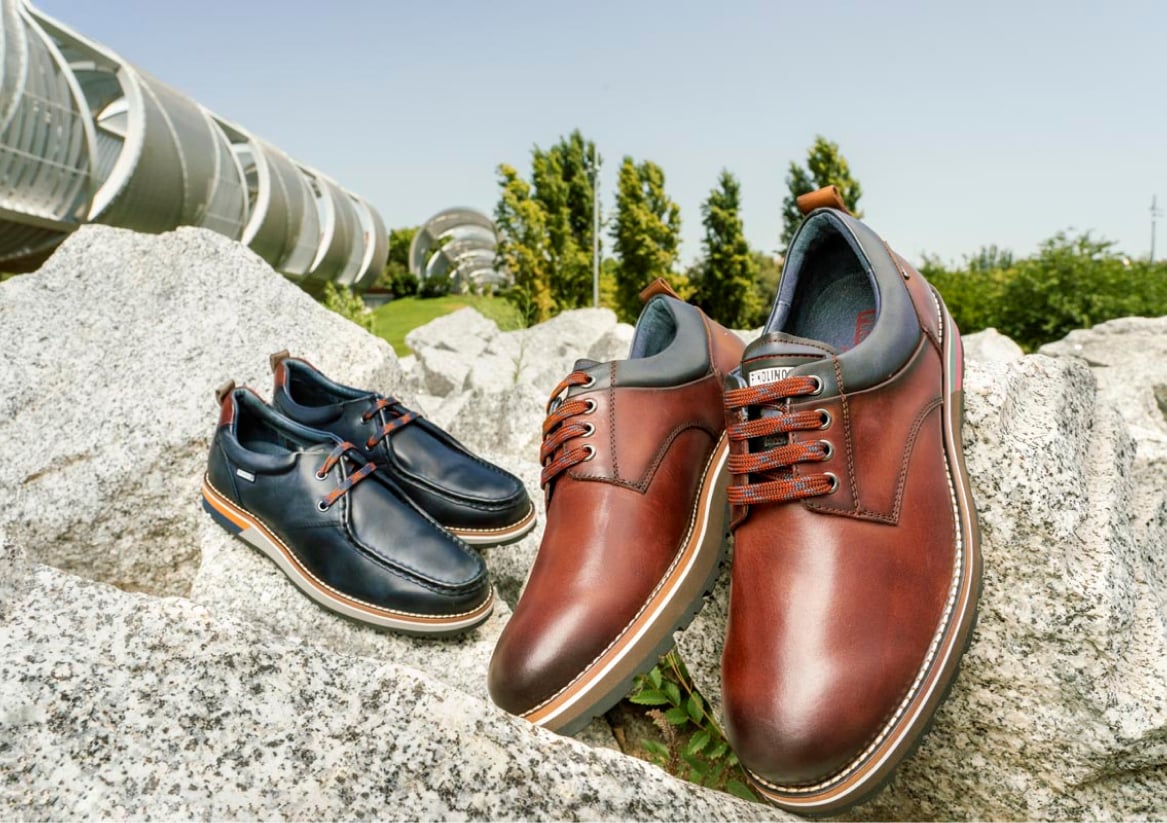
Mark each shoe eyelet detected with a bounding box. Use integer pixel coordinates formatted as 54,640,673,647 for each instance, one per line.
809,375,824,395
815,409,832,430
581,444,596,461
314,469,328,481
818,439,834,460
582,374,596,388
824,472,839,493
582,423,596,438
584,398,598,414
316,500,331,512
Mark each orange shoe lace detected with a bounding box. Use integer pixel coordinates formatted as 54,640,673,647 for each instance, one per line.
361,397,419,449
724,375,838,505
315,441,377,511
540,371,597,488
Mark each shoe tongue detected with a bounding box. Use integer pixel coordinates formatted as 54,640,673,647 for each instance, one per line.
740,332,836,386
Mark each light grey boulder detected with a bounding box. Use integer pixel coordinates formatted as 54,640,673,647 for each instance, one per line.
0,548,780,821
446,383,547,466
413,346,471,396
404,305,500,357
512,308,619,392
587,323,636,363
188,516,510,702
677,355,1167,820
1041,316,1167,539
0,225,403,598
963,326,1024,363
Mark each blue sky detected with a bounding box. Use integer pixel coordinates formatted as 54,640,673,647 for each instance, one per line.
39,0,1167,265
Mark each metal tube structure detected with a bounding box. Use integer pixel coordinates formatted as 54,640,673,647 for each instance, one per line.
409,207,508,289
0,0,388,291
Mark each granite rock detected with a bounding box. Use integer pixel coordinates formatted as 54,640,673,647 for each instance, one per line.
587,322,636,363
677,355,1167,820
0,546,778,821
963,327,1024,363
0,226,403,597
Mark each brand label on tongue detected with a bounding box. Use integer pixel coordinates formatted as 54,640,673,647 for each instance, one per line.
748,365,792,386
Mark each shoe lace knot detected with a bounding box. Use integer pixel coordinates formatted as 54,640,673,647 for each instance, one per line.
315,441,377,510
724,375,838,505
540,371,598,488
361,397,418,450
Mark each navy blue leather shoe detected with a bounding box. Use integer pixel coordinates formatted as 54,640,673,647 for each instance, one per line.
269,352,536,547
201,384,494,635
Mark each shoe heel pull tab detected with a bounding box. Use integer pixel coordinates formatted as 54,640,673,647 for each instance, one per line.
796,185,851,216
269,349,291,373
215,380,237,426
639,277,680,304
214,380,237,407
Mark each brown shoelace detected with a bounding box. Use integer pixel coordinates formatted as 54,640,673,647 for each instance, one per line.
540,371,597,488
361,397,418,450
724,375,837,505
316,441,377,510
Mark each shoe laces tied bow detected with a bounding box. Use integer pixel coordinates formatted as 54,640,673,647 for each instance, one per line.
361,396,419,449
540,371,597,488
315,441,377,510
724,375,837,505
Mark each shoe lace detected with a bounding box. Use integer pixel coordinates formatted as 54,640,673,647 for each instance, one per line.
315,441,377,510
724,375,836,505
361,397,418,450
540,371,597,488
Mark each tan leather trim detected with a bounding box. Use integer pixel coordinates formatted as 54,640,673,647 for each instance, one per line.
796,185,851,215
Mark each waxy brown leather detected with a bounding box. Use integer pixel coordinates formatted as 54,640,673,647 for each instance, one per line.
489,307,744,718
722,224,967,790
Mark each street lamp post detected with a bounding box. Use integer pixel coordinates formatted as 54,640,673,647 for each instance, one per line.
593,142,600,308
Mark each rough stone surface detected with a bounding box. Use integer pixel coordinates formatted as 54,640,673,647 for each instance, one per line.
677,355,1167,820
587,322,636,363
0,226,403,597
1041,316,1167,540
963,327,1024,363
0,552,774,821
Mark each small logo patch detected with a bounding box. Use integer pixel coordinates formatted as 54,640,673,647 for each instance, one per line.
235,468,256,483
748,366,792,386
853,309,877,346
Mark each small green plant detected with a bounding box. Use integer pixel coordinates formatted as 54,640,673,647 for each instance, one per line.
629,649,758,802
321,281,373,332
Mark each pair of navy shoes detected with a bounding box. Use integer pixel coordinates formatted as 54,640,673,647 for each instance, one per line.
201,352,535,635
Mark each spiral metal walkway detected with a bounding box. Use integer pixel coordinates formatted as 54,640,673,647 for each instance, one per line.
0,0,386,289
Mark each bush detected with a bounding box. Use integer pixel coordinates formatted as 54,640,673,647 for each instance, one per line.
418,272,452,299
923,233,1167,351
320,282,373,332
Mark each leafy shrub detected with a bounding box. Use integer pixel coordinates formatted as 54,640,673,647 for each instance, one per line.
320,282,373,332
923,233,1167,351
418,272,452,299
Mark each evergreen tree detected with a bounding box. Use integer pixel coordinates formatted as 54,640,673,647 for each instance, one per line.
695,170,760,329
609,156,686,322
780,136,863,252
494,164,555,323
530,130,600,311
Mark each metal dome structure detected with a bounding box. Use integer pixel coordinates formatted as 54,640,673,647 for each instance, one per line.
0,0,386,291
409,207,508,288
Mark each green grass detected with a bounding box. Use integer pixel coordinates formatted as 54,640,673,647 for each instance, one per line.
371,294,525,356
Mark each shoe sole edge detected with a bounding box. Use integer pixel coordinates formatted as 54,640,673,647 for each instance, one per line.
200,476,494,636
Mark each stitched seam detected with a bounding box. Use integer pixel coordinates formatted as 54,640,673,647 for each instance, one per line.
522,436,724,715
568,424,719,491
805,397,941,523
448,505,536,535
203,476,490,619
609,362,619,480
834,357,860,507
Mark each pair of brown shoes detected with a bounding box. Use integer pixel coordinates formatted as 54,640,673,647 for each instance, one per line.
488,188,982,813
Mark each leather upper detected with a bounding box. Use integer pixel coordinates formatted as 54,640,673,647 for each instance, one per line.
722,210,962,787
488,295,744,715
206,389,490,617
271,358,531,531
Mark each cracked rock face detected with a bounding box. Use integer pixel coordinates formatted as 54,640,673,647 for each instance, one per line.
2,226,1165,820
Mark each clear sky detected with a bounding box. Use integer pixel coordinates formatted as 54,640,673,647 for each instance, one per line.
37,0,1167,265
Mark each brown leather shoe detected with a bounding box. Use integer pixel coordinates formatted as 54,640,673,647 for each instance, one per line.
488,280,745,734
721,188,981,813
